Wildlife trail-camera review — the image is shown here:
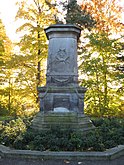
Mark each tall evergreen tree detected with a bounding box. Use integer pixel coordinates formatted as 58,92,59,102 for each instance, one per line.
66,0,95,29
59,0,95,29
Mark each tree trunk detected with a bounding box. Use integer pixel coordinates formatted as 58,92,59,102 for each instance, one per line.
36,23,41,103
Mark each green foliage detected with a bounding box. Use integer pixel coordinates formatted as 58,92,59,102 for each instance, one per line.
0,1,58,116
0,118,123,152
5,0,58,110
0,102,9,116
93,118,124,149
0,18,14,116
79,32,123,117
0,118,27,147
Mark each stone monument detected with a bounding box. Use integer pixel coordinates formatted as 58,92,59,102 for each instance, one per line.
32,24,94,131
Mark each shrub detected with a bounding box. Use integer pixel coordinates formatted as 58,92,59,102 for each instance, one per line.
0,117,124,151
0,118,26,147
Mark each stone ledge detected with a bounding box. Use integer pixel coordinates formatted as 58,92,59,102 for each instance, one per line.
0,145,124,161
38,86,87,93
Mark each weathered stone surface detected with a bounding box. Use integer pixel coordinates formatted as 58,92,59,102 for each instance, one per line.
31,112,95,131
45,24,80,86
32,24,94,131
0,144,124,165
38,24,86,114
38,86,86,113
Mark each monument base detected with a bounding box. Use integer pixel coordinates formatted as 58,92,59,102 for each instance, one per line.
38,86,87,113
31,111,95,132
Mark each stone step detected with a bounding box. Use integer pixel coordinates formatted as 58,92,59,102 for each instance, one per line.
32,121,94,130
31,112,95,132
31,124,95,132
32,114,92,124
33,119,92,126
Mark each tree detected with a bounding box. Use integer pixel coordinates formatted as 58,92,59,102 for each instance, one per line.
73,0,124,117
79,32,123,117
81,0,124,33
0,18,14,115
16,0,56,85
65,0,95,29
57,0,95,29
14,0,57,107
0,19,12,65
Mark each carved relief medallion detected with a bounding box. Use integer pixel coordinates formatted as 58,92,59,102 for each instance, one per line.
56,48,69,64
52,48,70,73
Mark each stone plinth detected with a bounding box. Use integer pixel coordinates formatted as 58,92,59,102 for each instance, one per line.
32,112,95,132
38,86,86,113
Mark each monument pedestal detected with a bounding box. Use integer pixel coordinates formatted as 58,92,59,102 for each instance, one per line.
31,24,94,132
38,86,86,113
32,112,95,132
31,86,94,131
